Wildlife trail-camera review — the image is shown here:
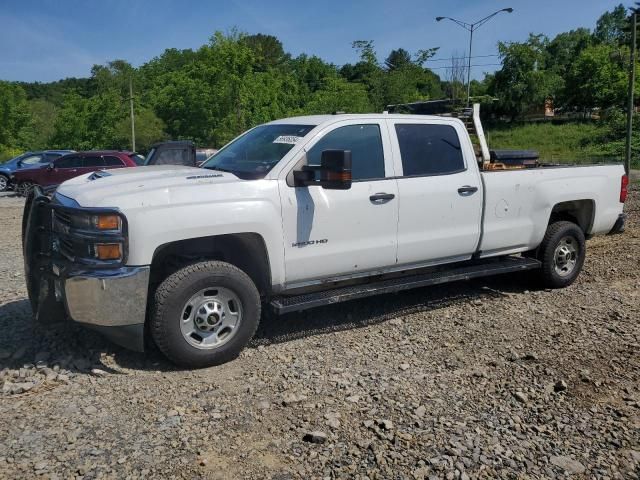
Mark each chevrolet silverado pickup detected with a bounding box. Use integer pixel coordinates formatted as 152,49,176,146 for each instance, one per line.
23,110,628,367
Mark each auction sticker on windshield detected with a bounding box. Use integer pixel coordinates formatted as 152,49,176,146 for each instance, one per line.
273,135,302,145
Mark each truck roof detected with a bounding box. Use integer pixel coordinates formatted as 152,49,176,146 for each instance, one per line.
267,113,459,126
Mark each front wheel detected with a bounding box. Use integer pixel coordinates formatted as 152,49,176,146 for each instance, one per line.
151,261,261,368
538,221,586,288
0,175,9,192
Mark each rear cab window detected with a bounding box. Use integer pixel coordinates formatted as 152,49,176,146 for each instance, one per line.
394,123,465,176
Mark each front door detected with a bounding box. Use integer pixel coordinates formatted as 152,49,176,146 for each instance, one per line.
280,120,399,286
48,154,83,186
388,120,483,266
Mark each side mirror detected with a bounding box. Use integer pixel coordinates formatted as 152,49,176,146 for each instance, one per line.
319,150,352,190
293,150,352,190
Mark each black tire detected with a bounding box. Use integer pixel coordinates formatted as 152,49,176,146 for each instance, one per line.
17,182,33,197
0,174,9,192
537,221,585,288
151,261,261,368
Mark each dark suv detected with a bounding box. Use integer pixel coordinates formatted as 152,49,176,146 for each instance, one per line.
13,151,139,196
0,150,75,192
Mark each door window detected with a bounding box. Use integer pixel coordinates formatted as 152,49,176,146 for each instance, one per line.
44,153,63,163
55,156,83,169
395,124,465,176
20,154,44,165
307,124,385,181
83,156,105,168
104,156,125,166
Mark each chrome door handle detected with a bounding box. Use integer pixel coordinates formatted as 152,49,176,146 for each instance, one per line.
369,192,395,203
457,185,478,196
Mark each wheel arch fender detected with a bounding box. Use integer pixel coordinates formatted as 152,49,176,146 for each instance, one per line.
149,232,273,298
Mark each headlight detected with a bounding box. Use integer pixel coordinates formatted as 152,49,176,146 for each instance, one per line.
93,214,121,231
53,208,126,264
67,212,122,233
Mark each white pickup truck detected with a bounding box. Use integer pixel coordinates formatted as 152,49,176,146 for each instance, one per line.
23,111,628,367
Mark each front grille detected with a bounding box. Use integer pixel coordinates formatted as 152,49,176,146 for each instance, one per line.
54,209,72,226
59,237,75,259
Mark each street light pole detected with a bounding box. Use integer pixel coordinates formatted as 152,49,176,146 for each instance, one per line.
436,8,514,107
466,25,474,109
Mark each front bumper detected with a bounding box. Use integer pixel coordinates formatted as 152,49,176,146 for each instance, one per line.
62,266,150,351
23,187,148,352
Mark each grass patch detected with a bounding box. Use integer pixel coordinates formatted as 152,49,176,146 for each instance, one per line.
485,121,635,167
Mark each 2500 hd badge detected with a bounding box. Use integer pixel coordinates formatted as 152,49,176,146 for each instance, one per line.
292,239,328,248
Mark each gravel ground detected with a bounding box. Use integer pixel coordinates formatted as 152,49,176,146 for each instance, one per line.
0,188,638,479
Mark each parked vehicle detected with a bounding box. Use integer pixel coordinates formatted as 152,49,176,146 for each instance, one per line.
196,148,218,166
143,141,216,167
23,109,627,368
0,150,74,192
13,151,138,196
144,141,196,167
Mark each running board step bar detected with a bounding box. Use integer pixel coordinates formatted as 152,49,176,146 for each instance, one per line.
271,256,541,314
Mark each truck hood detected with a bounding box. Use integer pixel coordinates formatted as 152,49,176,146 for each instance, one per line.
56,165,242,208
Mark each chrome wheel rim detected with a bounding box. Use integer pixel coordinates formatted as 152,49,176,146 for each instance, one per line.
0,176,7,191
553,236,578,277
180,287,243,350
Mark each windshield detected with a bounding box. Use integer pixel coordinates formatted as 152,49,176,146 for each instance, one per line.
202,124,314,179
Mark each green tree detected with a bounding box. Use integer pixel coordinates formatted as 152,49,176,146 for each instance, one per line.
566,43,631,109
0,81,34,157
490,34,563,119
385,48,411,70
594,4,628,45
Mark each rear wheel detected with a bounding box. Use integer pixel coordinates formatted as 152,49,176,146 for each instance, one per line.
151,261,261,368
537,221,585,288
17,181,34,197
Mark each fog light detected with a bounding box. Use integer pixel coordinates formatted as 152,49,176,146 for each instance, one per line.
95,243,122,260
94,214,121,230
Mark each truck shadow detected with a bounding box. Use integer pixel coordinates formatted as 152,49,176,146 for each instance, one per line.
0,273,538,375
252,272,538,347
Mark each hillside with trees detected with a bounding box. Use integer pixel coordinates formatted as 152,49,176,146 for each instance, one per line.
0,4,637,165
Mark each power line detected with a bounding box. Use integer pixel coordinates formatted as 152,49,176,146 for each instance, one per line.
427,63,502,70
425,54,500,62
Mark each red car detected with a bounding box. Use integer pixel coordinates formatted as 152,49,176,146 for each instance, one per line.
13,151,139,196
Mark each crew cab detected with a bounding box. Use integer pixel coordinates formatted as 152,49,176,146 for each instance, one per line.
23,110,628,368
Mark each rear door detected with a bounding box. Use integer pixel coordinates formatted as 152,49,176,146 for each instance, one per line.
81,154,105,176
389,120,483,266
103,155,127,170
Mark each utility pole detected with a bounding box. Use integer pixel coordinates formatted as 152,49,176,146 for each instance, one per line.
626,9,638,176
129,76,136,152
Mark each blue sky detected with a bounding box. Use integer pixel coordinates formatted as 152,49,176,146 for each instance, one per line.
0,0,625,83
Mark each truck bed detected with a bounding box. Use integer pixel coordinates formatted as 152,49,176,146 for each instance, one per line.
478,163,625,258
